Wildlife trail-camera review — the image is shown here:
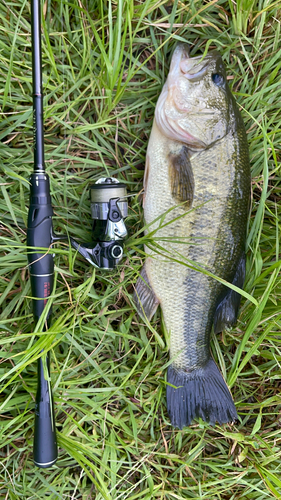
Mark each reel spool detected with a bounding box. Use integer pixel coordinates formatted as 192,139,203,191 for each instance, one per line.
90,177,128,221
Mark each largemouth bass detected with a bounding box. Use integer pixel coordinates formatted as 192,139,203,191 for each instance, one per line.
134,45,250,428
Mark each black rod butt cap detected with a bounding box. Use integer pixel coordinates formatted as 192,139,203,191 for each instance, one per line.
33,415,58,468
34,457,57,468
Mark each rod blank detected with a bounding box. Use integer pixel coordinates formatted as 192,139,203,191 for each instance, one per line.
31,0,44,171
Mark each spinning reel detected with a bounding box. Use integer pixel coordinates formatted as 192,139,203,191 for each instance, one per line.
70,177,128,270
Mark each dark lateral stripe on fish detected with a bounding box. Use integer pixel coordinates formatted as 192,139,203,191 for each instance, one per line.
166,359,237,429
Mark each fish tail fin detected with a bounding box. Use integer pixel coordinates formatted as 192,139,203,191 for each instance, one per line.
166,359,237,429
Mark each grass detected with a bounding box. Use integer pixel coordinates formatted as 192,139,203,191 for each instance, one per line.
0,0,281,498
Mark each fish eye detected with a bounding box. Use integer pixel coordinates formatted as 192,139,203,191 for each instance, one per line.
212,73,224,86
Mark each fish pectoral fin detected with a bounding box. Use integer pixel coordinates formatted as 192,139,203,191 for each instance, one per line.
133,264,160,321
214,253,246,333
168,145,194,206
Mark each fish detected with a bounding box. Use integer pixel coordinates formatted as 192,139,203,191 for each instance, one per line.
134,44,251,429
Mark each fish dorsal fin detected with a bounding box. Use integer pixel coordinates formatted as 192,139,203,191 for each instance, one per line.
168,146,194,206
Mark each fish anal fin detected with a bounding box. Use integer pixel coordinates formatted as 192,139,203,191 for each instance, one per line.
214,254,246,334
168,146,194,206
133,263,160,321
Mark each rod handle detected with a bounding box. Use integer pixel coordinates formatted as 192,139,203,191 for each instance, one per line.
33,355,57,468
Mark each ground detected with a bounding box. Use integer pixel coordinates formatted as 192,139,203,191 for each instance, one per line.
0,1,281,499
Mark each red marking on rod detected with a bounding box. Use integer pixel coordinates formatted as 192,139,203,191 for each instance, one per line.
44,281,51,306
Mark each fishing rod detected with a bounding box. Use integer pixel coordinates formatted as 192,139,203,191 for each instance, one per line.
27,0,128,467
27,0,58,468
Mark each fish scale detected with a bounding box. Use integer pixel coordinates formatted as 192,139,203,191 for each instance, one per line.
134,45,250,428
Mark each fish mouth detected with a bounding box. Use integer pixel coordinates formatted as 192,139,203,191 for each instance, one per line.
169,45,220,84
180,62,209,81
168,43,190,80
167,45,217,117
155,45,223,148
